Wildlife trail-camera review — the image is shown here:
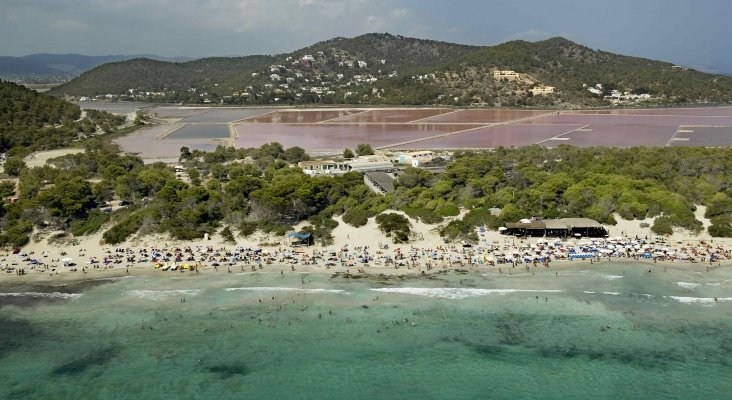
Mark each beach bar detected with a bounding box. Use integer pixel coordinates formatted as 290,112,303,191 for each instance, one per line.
503,218,607,238
287,232,312,246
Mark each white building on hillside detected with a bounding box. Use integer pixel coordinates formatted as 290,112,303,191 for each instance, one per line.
493,70,519,81
530,86,555,96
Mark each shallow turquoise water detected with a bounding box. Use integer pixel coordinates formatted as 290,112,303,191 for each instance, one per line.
1,263,732,399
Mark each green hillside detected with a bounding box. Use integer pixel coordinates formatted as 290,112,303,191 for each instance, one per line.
0,53,193,77
299,33,478,71
51,55,277,96
0,80,125,158
50,34,732,106
446,37,732,104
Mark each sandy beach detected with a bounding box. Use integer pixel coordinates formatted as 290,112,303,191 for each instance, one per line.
4,208,731,284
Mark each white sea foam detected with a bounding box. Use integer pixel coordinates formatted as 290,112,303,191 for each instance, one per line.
370,287,562,300
0,292,84,299
127,289,202,300
629,293,654,298
675,282,701,290
666,296,732,304
601,275,624,280
706,283,722,287
87,276,134,282
224,287,346,294
583,291,621,296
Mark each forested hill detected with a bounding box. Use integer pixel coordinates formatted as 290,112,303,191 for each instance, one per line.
297,33,478,72
0,80,125,158
50,55,278,97
50,33,732,106
0,80,80,129
0,53,193,77
445,37,732,104
50,33,472,97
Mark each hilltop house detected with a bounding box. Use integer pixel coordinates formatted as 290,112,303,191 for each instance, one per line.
493,70,519,81
530,86,555,96
585,83,603,95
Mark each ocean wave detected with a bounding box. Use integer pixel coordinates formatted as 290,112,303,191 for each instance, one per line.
583,291,621,296
629,293,654,298
127,289,202,300
89,276,134,282
370,288,562,300
666,296,732,304
602,275,624,280
224,287,346,294
675,282,701,290
0,292,84,299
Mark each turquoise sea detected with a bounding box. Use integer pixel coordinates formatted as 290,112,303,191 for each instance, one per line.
1,263,732,399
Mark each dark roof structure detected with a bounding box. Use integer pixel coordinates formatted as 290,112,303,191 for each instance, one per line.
365,171,395,193
287,232,312,240
503,218,607,237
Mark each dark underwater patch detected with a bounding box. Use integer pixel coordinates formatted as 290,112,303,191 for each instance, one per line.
207,363,250,379
52,346,120,376
0,316,34,359
720,338,732,355
0,295,69,308
472,344,504,356
495,314,528,346
536,344,687,369
6,386,34,400
440,335,505,357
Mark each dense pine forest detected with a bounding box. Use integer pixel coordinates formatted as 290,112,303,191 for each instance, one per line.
0,80,126,159
4,143,732,248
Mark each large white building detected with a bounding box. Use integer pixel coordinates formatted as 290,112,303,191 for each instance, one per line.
298,156,394,176
397,151,435,167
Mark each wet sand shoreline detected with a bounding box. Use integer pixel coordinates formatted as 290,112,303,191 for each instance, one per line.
1,256,727,286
